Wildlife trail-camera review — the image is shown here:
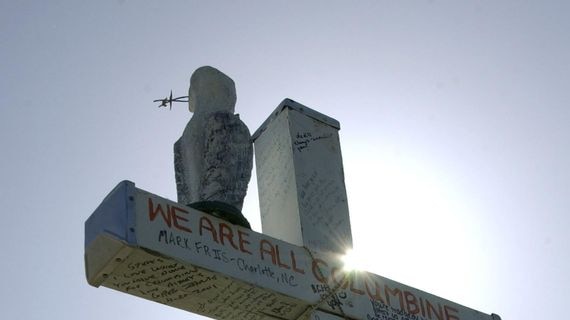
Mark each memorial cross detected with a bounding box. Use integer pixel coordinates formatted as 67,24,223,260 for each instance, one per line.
85,99,501,320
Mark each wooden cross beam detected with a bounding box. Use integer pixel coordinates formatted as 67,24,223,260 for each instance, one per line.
84,100,501,320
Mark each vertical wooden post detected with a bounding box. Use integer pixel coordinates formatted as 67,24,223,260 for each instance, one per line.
253,99,352,254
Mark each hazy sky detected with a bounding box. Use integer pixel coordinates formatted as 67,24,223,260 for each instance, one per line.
1,1,568,319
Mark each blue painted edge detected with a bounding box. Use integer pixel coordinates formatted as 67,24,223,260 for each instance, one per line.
84,180,138,249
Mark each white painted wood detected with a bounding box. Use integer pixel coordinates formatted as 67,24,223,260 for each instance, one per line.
253,99,352,254
85,184,498,320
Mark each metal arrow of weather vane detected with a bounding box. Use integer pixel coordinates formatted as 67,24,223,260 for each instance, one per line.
153,90,188,110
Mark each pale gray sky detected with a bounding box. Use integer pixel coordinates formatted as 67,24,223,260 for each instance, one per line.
1,1,569,319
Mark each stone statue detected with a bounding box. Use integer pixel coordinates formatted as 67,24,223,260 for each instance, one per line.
174,66,253,228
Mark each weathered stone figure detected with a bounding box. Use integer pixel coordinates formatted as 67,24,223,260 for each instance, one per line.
174,66,253,228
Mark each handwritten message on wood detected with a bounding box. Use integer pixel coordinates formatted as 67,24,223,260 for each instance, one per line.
86,188,494,320
102,248,303,320
288,106,352,252
253,106,352,253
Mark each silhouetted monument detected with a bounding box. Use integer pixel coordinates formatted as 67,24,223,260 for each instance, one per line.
174,66,253,227
85,66,501,320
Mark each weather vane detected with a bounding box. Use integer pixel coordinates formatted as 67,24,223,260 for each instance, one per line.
153,90,189,109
